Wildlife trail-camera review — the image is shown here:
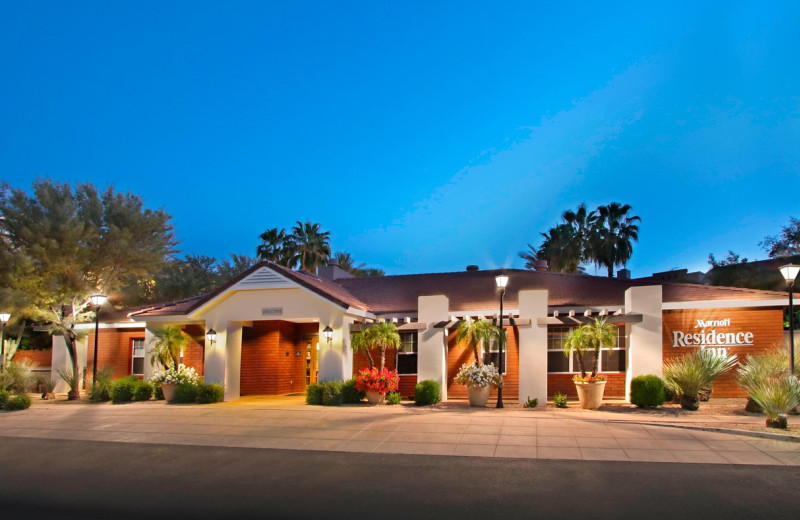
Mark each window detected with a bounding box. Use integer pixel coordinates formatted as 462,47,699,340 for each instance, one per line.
482,335,506,374
131,339,145,376
546,325,626,373
396,332,418,375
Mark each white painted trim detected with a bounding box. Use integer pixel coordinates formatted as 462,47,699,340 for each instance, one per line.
74,322,147,330
450,308,521,318
549,306,624,314
662,299,787,310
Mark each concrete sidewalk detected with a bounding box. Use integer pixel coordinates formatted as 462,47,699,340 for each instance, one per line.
1,396,799,466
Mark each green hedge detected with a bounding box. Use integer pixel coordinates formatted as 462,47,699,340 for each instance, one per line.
198,384,225,404
414,380,440,406
173,383,201,403
5,393,32,410
321,381,343,406
0,389,10,409
630,375,666,408
111,378,137,403
386,392,401,405
341,378,365,404
306,382,324,405
132,381,153,401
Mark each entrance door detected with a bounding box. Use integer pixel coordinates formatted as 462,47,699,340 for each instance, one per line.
304,335,319,388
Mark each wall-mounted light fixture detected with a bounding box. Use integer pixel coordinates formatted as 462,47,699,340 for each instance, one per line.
323,325,333,343
206,328,217,346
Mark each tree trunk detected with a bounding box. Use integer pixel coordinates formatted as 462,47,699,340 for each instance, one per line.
575,352,586,377
591,350,600,376
379,347,385,371
365,349,374,370
63,332,81,400
607,265,614,278
472,345,482,367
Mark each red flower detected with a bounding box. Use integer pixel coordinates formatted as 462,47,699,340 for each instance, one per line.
355,368,399,394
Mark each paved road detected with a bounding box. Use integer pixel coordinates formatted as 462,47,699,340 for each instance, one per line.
3,437,798,520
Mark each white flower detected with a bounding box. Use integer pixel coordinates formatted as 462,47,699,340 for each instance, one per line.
453,363,503,389
150,364,199,385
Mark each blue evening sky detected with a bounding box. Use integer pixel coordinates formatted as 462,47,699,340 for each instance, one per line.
2,1,799,277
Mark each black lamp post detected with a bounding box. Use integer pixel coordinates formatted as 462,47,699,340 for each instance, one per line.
89,294,107,386
0,311,10,372
780,264,799,375
495,273,509,408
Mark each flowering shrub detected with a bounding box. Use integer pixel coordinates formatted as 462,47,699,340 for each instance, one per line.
150,364,199,386
355,368,399,394
572,373,607,383
453,363,503,389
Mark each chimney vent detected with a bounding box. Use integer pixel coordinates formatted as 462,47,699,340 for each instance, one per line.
534,260,549,272
327,258,339,267
617,268,631,280
466,265,479,272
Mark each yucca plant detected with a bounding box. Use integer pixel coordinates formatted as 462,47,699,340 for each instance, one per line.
736,348,790,413
747,375,800,429
0,360,39,394
57,367,85,400
663,349,737,410
38,374,57,399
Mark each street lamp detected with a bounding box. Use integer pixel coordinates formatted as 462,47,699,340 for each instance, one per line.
0,311,10,372
323,326,333,343
495,273,509,409
90,294,107,387
780,264,800,375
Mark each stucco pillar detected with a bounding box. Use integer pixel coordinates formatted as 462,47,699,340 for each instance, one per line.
224,322,243,401
418,295,449,401
143,323,160,381
50,334,88,394
624,285,663,401
204,320,226,388
318,315,349,382
518,290,548,405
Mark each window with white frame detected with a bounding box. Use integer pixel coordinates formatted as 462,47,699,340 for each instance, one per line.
482,334,506,374
546,325,626,373
131,338,145,376
396,332,418,375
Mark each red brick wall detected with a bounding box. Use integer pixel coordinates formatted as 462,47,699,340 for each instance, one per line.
87,328,145,380
662,308,784,398
547,373,626,399
240,320,306,395
446,326,520,400
180,324,205,377
13,349,52,367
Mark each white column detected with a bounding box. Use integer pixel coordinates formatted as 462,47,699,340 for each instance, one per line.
50,334,88,394
318,315,347,382
518,290,548,405
624,285,663,401
224,322,243,401
204,321,226,387
418,295,449,401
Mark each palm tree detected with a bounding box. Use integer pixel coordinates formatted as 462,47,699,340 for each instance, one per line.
589,203,640,278
358,321,401,370
562,203,596,261
335,251,385,277
256,227,288,263
455,318,498,367
150,325,190,370
350,331,375,370
290,221,330,272
562,318,618,377
537,224,583,273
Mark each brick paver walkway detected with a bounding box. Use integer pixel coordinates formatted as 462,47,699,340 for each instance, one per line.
1,396,798,466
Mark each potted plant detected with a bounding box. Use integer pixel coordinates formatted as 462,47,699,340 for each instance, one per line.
663,348,737,410
150,326,190,400
355,367,399,404
150,364,199,402
350,321,401,370
562,318,618,409
454,318,503,407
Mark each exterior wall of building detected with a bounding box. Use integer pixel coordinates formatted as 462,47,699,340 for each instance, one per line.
547,373,626,398
180,324,206,377
446,326,520,400
662,307,784,398
13,349,52,367
240,320,307,395
351,349,417,399
86,328,145,380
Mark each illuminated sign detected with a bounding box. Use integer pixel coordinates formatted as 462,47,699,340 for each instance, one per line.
671,317,754,355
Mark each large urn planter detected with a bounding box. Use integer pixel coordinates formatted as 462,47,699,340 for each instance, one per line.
365,391,385,405
161,383,177,403
574,381,606,409
467,385,491,408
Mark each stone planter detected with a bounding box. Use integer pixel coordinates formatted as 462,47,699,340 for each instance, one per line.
366,391,385,405
467,385,491,407
574,381,606,409
161,383,177,403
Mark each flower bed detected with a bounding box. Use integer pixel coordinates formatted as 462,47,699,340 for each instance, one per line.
355,368,399,394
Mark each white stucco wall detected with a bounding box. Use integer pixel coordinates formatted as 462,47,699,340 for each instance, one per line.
417,295,449,401
518,290,548,405
624,285,664,400
50,334,87,394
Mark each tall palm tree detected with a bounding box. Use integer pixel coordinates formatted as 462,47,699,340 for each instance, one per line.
562,203,596,261
335,251,385,277
360,321,401,371
589,203,640,278
150,325,190,370
256,227,288,263
537,224,583,274
455,318,498,367
290,221,330,272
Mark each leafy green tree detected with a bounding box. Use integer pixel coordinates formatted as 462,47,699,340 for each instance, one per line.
0,179,176,399
760,217,800,258
708,250,748,267
154,254,219,301
290,221,330,272
216,254,258,281
588,202,641,278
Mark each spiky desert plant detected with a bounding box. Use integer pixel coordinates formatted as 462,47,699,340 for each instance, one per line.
663,349,737,410
38,374,57,399
736,348,790,412
57,367,85,400
0,360,39,393
747,375,800,429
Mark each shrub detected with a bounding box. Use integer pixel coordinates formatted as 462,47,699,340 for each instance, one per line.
56,367,84,399
153,384,164,400
38,374,57,399
0,389,11,409
553,392,568,408
111,378,136,403
5,393,32,410
663,349,737,410
132,380,153,401
386,392,401,405
197,384,225,404
89,368,114,402
321,381,343,406
630,375,666,408
748,375,800,429
173,382,201,403
523,396,538,408
414,380,441,406
341,378,365,404
0,360,39,393
306,382,323,405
